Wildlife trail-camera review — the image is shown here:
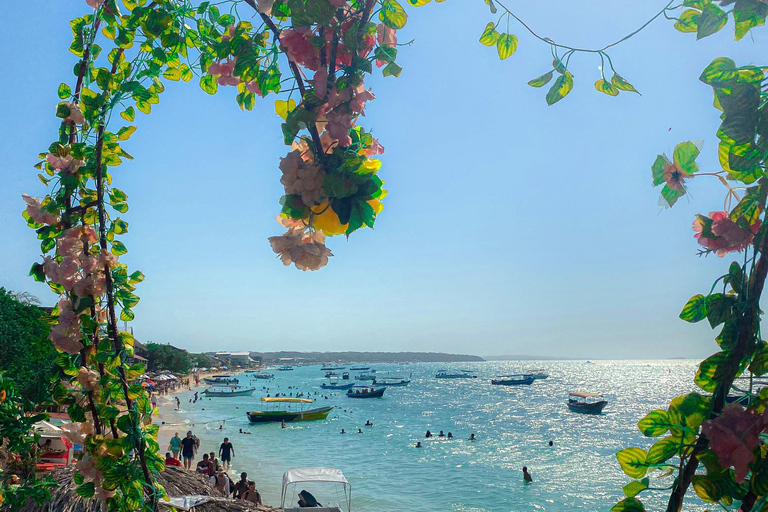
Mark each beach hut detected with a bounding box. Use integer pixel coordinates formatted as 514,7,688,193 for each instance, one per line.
33,421,74,471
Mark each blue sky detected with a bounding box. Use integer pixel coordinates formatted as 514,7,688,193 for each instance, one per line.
1,1,765,358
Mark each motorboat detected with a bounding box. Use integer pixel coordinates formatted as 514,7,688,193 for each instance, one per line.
247,397,333,423
373,375,410,386
321,365,346,371
203,385,256,397
325,371,339,378
491,374,535,386
349,366,370,371
341,372,350,380
346,385,385,398
278,366,294,371
525,369,549,379
567,392,608,414
203,375,239,385
321,379,355,390
281,467,351,512
435,369,477,379
251,371,274,380
354,372,377,381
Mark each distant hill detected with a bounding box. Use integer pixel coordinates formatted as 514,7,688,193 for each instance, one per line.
484,355,576,361
250,351,484,364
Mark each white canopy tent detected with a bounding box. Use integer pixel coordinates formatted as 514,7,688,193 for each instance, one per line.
281,467,351,512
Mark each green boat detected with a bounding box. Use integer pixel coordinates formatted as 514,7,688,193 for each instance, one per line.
246,397,333,423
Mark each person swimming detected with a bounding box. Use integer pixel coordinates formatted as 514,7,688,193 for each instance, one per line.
549,440,553,447
438,431,445,437
468,433,476,441
447,432,453,439
341,429,346,434
415,442,422,448
425,430,432,438
523,466,533,482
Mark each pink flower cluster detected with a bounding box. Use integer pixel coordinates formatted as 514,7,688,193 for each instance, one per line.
22,194,59,225
50,297,83,354
62,101,85,125
208,56,263,95
279,150,325,207
77,367,100,391
702,403,768,482
693,211,759,257
46,151,84,175
268,216,332,271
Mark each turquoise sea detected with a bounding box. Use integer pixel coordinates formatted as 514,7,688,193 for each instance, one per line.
157,360,701,512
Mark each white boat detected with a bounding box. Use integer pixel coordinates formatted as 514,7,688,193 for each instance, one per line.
354,372,377,381
374,376,410,386
203,385,256,397
281,467,351,512
435,369,477,379
278,366,294,371
525,369,549,379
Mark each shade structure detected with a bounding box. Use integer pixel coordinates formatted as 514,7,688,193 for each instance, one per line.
282,467,349,486
569,391,603,398
281,467,351,510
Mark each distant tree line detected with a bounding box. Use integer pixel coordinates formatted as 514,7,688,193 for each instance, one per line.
0,288,59,404
145,342,221,373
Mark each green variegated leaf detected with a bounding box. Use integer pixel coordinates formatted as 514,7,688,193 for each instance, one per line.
695,352,734,392
528,71,554,88
673,141,700,175
680,294,707,322
638,409,674,437
379,0,407,29
646,437,680,464
496,33,518,60
697,4,728,39
622,478,649,498
675,9,700,32
611,73,640,94
610,497,646,512
616,448,649,479
595,79,619,96
545,71,573,106
651,155,667,186
479,22,500,46
700,57,738,85
692,475,722,502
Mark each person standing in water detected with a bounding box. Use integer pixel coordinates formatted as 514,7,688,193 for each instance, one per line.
219,437,235,471
180,431,196,470
169,432,182,459
523,466,533,482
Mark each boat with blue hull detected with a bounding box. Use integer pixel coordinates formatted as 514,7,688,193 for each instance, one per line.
347,386,385,398
321,381,355,390
491,375,535,386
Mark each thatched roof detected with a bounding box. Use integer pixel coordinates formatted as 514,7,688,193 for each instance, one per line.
7,466,280,512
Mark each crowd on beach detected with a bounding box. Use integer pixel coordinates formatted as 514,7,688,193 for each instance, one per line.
164,430,263,505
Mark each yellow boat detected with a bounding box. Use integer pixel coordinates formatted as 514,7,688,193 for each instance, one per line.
246,397,333,423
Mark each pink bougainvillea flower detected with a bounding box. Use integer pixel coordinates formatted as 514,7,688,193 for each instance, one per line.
77,454,102,480
85,0,104,9
702,403,768,482
97,249,118,269
693,211,759,257
314,68,328,99
58,257,81,291
21,193,59,225
362,138,385,157
256,0,275,15
325,109,353,147
221,24,237,42
280,28,320,71
50,298,83,354
63,102,85,124
377,24,398,46
77,367,100,391
46,152,73,170
61,422,89,445
209,59,239,86
350,83,375,115
245,80,263,97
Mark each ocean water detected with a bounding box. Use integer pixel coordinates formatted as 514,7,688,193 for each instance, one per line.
156,360,701,512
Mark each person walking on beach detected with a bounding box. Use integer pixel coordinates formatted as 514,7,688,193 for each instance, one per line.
219,437,235,470
233,472,249,499
180,431,196,470
169,432,182,459
522,466,533,483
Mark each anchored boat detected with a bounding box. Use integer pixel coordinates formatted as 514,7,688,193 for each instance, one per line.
247,397,333,423
435,369,477,379
203,374,239,385
567,392,608,414
321,378,355,390
346,385,385,398
491,374,535,386
525,369,549,379
203,385,256,397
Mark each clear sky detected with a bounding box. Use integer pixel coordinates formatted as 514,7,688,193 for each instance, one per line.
1,1,765,359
